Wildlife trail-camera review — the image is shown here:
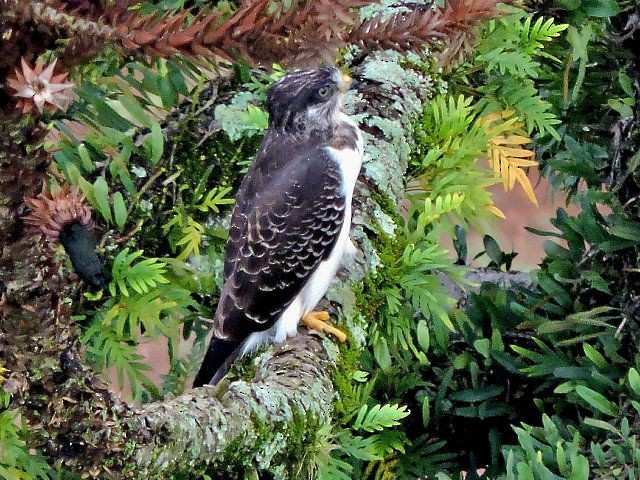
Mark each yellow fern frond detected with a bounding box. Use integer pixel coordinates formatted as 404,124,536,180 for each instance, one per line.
482,110,539,206
486,204,506,219
176,216,205,260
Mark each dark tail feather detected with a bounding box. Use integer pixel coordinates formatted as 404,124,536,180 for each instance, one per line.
193,337,242,387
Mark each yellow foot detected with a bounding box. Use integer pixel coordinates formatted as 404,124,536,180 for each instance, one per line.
301,311,347,343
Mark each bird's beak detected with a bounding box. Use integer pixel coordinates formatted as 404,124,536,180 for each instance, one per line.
341,73,359,92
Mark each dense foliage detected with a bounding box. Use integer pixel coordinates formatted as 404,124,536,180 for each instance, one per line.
1,0,639,478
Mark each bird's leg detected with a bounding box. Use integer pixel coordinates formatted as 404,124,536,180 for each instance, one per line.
301,311,347,343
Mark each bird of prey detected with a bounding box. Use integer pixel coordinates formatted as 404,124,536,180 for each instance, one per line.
193,66,363,387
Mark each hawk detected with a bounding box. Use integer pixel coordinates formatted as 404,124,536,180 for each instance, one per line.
193,66,363,387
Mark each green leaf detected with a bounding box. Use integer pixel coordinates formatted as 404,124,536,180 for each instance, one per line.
568,26,589,61
556,442,568,475
450,385,504,403
584,417,620,435
575,385,618,416
619,72,634,97
609,224,640,241
416,320,430,352
483,235,502,265
516,462,534,480
581,0,620,17
242,104,269,129
75,84,132,130
373,337,392,372
149,122,164,165
582,271,611,294
93,176,112,223
113,192,128,230
352,370,368,382
338,433,382,461
569,454,590,480
628,368,640,396
582,343,606,370
422,396,430,429
109,248,168,297
77,143,96,172
353,404,409,432
474,338,491,358
112,95,153,128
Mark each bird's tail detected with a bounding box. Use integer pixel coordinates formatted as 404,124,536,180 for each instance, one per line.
192,337,243,387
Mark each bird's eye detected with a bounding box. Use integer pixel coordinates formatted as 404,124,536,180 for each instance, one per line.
317,86,331,98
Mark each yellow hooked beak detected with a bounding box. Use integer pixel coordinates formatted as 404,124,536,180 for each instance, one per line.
340,72,357,92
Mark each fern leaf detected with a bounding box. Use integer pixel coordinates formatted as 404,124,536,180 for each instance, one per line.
318,458,352,480
486,204,506,219
175,216,206,260
337,432,383,461
84,324,157,400
421,192,466,225
482,111,538,205
523,16,567,47
127,259,169,294
353,404,410,433
195,186,234,213
109,248,168,297
481,77,561,139
103,290,178,339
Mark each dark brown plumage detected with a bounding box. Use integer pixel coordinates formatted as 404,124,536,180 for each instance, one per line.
217,147,345,338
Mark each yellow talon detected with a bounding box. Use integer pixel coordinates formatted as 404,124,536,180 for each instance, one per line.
301,311,347,343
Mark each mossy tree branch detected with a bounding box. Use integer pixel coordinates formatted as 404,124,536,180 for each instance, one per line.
127,335,332,478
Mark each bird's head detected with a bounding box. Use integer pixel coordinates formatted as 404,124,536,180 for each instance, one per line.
266,66,353,134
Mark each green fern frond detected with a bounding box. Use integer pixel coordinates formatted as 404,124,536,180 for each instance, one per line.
353,404,410,433
317,457,352,480
0,402,52,480
478,76,561,140
419,192,465,226
109,248,169,297
307,425,353,480
83,323,158,400
175,217,206,260
521,16,568,51
195,186,235,213
163,211,207,260
478,48,541,77
472,11,566,141
478,13,567,78
102,290,178,339
336,431,383,461
428,94,477,141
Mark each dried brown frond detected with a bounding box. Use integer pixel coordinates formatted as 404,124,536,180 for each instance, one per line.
24,181,92,243
349,0,509,67
107,0,372,67
0,0,116,74
1,0,508,86
250,0,371,66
